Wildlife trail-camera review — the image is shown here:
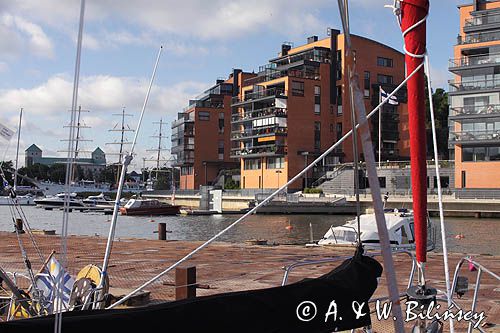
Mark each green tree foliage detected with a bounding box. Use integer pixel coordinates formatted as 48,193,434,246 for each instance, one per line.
425,83,450,159
0,160,14,185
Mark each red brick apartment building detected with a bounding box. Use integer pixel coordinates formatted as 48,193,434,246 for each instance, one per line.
449,0,500,192
231,30,409,190
171,70,253,190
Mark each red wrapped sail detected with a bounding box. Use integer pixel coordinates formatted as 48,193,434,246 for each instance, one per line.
401,0,429,263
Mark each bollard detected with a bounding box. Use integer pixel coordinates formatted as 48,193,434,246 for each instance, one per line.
309,222,314,243
175,266,196,300
15,218,25,234
158,222,167,240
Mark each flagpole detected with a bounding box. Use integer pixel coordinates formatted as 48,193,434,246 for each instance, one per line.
379,87,382,167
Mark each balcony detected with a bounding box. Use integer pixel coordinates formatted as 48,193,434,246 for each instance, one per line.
244,68,320,86
449,53,500,71
231,107,287,123
230,144,286,158
450,104,500,120
171,143,195,154
457,30,500,45
231,87,287,106
464,13,500,32
449,78,500,94
172,113,194,129
171,129,194,141
231,126,288,141
183,99,224,112
449,130,500,144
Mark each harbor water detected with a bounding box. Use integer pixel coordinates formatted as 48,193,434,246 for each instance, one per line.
0,206,498,255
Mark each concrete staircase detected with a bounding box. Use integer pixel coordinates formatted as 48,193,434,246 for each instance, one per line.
317,166,355,195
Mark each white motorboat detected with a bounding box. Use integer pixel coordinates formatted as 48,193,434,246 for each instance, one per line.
82,193,114,207
318,208,435,250
34,192,85,208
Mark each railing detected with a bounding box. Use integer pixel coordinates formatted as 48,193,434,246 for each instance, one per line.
458,30,500,45
183,100,224,112
231,87,287,105
231,144,286,157
172,157,194,165
231,126,288,140
244,68,320,86
449,78,500,92
171,130,194,141
172,114,195,128
449,130,500,143
449,52,500,69
450,104,500,117
465,12,500,28
231,107,287,123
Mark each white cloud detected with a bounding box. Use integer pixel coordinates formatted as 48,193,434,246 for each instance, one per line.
4,0,329,40
0,13,54,58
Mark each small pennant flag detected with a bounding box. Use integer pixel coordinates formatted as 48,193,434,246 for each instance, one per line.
380,88,399,105
0,122,15,141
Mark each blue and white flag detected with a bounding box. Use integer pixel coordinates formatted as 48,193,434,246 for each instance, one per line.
34,256,75,313
380,88,399,105
0,122,15,141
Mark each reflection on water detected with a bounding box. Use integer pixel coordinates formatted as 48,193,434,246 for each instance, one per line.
0,207,498,255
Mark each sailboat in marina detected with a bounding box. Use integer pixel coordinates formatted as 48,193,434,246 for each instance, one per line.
1,1,499,333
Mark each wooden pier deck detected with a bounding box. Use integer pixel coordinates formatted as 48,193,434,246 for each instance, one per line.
0,232,498,331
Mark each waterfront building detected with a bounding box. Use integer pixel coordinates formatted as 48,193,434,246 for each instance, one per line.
449,0,500,193
25,144,107,176
171,71,253,190
231,30,409,190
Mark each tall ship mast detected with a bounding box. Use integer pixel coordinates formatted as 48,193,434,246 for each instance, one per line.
106,108,134,185
145,119,170,187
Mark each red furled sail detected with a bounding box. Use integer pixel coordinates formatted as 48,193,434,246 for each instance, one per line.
401,0,429,263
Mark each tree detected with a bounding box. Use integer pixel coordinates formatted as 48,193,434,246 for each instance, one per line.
0,160,14,186
425,83,450,159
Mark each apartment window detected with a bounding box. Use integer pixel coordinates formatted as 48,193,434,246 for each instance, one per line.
314,85,321,115
377,74,393,84
364,71,370,98
463,146,500,161
377,57,393,68
267,157,285,169
461,171,466,188
336,50,342,80
244,158,261,170
337,85,343,115
218,140,224,160
291,80,304,96
198,111,210,121
218,112,224,134
314,121,321,151
181,166,193,175
433,176,450,189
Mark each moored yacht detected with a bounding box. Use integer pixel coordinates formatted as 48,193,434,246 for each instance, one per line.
318,209,435,250
34,192,85,208
82,193,114,207
119,198,181,216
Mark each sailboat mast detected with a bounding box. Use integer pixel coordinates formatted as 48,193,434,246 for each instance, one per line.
13,108,23,192
401,0,429,265
156,119,163,179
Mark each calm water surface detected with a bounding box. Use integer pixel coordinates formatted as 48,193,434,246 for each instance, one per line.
0,206,498,255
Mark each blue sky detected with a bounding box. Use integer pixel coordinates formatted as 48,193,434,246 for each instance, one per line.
0,0,467,170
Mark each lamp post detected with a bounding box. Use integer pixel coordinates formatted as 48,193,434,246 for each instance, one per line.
300,152,310,189
275,170,282,189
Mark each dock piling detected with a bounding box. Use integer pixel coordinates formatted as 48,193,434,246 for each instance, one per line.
15,218,24,234
158,222,167,240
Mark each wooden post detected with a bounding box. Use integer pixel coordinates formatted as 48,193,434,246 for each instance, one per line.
158,222,167,240
175,266,196,300
15,218,24,234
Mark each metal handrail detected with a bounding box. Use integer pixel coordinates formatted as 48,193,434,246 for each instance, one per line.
449,52,500,68
450,257,500,333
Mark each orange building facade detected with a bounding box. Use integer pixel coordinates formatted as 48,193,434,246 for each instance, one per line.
171,72,245,190
231,30,409,190
449,0,500,190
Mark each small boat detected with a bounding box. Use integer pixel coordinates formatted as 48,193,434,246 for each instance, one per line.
82,193,114,207
119,198,181,216
34,192,85,208
318,208,434,250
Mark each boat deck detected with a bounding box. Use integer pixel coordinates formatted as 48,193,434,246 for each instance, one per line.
0,232,498,331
